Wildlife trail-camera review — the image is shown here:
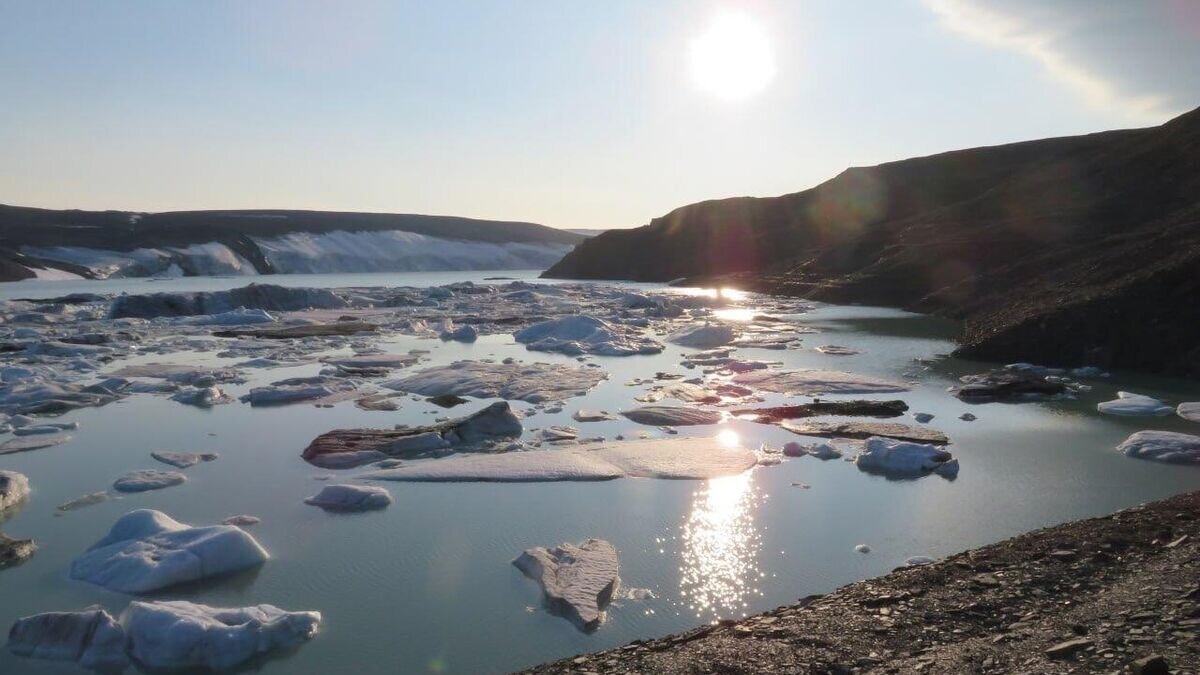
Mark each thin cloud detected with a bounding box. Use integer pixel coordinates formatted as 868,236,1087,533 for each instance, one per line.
925,0,1188,125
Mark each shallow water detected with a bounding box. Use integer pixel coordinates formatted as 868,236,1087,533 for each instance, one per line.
1,272,1198,674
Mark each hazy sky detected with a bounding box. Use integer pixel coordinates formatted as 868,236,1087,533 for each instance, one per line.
2,0,1198,229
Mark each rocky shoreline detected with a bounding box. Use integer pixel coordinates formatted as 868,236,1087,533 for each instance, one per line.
517,491,1199,675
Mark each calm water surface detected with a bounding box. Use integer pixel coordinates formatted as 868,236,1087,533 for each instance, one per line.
1,272,1197,674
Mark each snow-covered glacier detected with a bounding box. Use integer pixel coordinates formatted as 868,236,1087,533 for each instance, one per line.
252,230,574,273
22,230,576,278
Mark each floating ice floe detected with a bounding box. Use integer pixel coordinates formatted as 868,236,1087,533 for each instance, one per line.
177,307,277,325
514,316,663,356
1096,392,1174,416
324,353,419,374
6,607,129,670
783,442,843,460
57,492,110,513
0,433,72,454
0,380,121,416
854,437,958,478
781,420,949,445
358,437,757,482
0,470,31,512
304,484,392,512
113,470,187,493
732,369,909,395
150,451,218,469
384,360,607,403
121,600,322,670
223,515,261,526
573,409,616,423
620,405,722,427
302,401,523,468
816,345,860,356
666,324,736,348
170,385,231,407
8,600,321,670
109,284,348,319
239,375,358,406
1179,402,1200,423
1117,431,1200,464
514,538,619,632
69,509,269,593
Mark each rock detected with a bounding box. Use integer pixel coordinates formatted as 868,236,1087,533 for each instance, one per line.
222,515,261,527
301,402,522,466
733,399,908,422
513,539,620,631
1130,654,1169,675
1097,391,1174,416
151,451,218,469
666,324,736,348
781,420,949,444
732,369,910,395
6,608,129,669
360,437,756,483
953,367,1067,401
514,315,664,356
109,283,348,319
855,544,871,554
69,509,269,593
1177,401,1200,422
621,405,722,426
959,412,977,421
913,412,934,423
304,484,392,511
854,437,957,478
112,469,187,493
385,360,607,403
1045,637,1093,659
1117,430,1200,464
170,385,231,407
573,409,616,422
540,426,578,441
0,470,31,512
903,555,936,566
122,600,321,670
1,532,36,567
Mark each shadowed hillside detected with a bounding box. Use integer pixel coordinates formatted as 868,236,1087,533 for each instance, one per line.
545,107,1200,375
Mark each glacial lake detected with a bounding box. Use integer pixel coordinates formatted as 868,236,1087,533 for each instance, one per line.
2,270,1198,674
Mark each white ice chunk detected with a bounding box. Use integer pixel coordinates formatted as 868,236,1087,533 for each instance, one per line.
514,316,663,356
383,360,606,403
69,510,269,593
514,539,619,631
666,324,736,348
1096,391,1174,416
304,484,392,511
1117,430,1200,464
854,437,956,478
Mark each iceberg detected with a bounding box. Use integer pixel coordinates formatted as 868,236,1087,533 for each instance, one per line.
514,315,664,356
513,539,619,632
1117,430,1200,464
304,484,392,511
1096,392,1174,416
358,437,757,483
666,324,736,348
733,369,910,395
854,437,957,478
69,510,269,593
6,608,129,670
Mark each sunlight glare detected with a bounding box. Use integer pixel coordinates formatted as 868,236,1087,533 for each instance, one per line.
717,428,741,448
690,10,776,101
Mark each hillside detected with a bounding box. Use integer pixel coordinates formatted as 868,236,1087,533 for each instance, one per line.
0,206,584,280
544,107,1200,375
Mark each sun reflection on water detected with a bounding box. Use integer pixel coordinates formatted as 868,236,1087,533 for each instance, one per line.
678,472,763,619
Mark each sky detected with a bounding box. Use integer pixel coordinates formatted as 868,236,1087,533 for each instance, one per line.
1,0,1198,230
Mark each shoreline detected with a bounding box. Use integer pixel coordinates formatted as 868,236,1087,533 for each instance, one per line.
516,490,1199,674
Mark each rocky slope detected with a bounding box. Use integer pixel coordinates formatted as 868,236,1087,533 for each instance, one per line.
544,107,1200,376
0,205,583,280
518,490,1200,675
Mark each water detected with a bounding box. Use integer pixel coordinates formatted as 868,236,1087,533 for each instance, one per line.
1,272,1198,674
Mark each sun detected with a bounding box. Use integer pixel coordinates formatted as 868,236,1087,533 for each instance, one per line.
689,10,776,101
